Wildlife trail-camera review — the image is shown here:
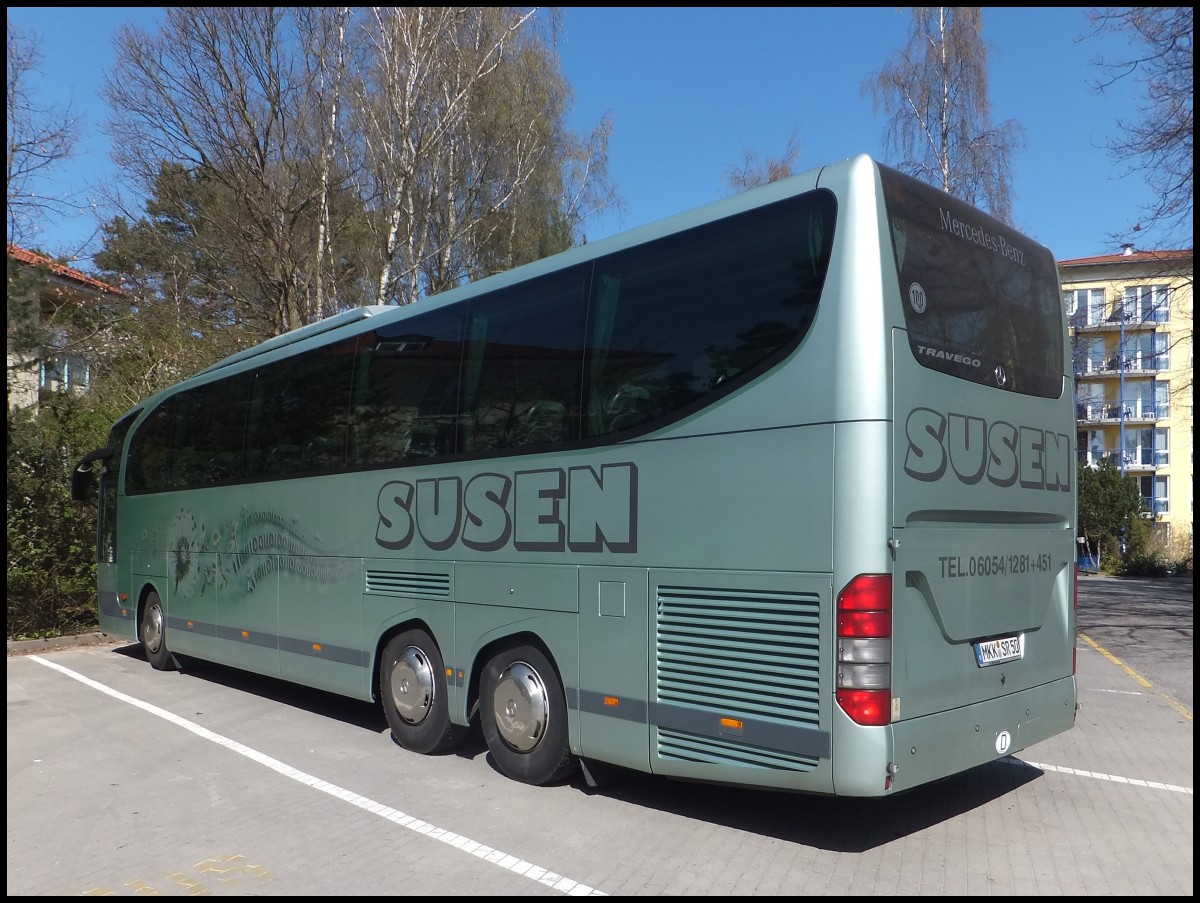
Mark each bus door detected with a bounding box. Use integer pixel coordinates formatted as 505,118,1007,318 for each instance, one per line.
73,436,131,631
80,411,141,632
96,463,122,621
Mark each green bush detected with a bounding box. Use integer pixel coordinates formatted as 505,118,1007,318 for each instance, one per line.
1118,528,1193,577
1120,553,1172,577
7,395,112,639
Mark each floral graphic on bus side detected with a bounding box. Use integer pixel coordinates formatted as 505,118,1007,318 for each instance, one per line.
169,509,205,596
165,505,347,597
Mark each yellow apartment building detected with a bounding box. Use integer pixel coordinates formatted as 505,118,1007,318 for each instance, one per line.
1059,247,1193,546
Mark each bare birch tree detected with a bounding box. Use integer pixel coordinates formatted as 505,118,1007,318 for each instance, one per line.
1086,9,1192,402
1086,7,1193,248
721,132,801,195
100,6,616,328
6,17,81,247
297,6,354,322
353,7,610,305
863,7,1022,223
103,7,362,333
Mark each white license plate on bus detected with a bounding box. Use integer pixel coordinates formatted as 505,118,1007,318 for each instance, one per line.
974,633,1025,667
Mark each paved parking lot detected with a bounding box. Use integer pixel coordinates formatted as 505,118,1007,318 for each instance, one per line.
7,575,1192,896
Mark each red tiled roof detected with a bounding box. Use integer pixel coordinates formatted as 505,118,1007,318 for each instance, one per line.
7,243,126,296
1058,249,1192,267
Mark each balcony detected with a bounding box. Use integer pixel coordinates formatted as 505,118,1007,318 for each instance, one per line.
1070,311,1169,333
1075,402,1168,424
1140,497,1169,518
1084,447,1167,472
1074,356,1168,378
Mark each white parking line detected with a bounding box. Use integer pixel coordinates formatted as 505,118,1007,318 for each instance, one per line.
29,655,608,897
1013,757,1193,795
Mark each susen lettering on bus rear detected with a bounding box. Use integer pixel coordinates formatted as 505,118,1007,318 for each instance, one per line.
903,407,1071,492
376,462,638,554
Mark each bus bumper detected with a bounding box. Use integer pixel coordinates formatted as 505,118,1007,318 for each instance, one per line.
884,675,1078,795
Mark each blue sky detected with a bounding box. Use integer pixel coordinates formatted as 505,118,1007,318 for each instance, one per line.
8,7,1182,268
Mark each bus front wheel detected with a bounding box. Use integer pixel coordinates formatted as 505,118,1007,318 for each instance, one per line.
140,591,174,671
480,645,577,785
380,630,466,755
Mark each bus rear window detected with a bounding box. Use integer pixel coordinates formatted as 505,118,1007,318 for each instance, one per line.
879,165,1064,398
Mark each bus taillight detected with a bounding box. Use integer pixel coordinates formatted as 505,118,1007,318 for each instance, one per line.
836,574,892,727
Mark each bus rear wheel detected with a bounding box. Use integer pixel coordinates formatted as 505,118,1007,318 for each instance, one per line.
140,591,174,671
380,630,466,755
480,645,577,785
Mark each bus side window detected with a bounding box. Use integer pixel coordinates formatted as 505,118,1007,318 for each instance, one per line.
351,308,465,467
603,384,656,433
167,375,252,488
126,400,179,493
583,191,832,437
460,267,587,455
246,338,355,478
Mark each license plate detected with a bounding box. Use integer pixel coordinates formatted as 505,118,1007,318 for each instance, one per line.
974,633,1025,667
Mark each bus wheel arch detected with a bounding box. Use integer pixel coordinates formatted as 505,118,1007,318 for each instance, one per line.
378,625,467,755
477,637,578,786
138,585,174,671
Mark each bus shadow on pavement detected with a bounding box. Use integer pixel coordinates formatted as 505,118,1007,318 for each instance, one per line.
111,642,387,733
108,639,1044,850
570,757,1043,853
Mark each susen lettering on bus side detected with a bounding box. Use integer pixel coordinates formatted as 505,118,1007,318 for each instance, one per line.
376,462,638,554
903,407,1071,492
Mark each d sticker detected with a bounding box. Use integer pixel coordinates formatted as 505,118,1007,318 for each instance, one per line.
995,730,1012,755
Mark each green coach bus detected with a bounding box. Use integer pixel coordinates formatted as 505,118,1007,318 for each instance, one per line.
72,154,1078,797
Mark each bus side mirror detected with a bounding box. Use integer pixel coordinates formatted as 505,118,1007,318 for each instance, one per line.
71,447,113,502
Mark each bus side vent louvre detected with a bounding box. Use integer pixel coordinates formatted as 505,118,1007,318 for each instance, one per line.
656,585,821,725
655,584,822,771
365,569,451,598
657,727,820,772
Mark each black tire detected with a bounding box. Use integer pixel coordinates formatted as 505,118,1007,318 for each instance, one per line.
480,644,577,785
380,630,467,755
140,591,174,671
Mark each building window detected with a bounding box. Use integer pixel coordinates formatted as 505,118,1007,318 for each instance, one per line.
39,355,91,392
1122,284,1170,324
1120,427,1171,467
1126,331,1170,371
1064,287,1106,327
1153,427,1169,466
1077,429,1105,466
1137,475,1169,515
1073,335,1106,374
1075,383,1105,421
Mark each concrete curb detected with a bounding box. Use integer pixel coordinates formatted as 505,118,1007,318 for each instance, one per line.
7,633,121,656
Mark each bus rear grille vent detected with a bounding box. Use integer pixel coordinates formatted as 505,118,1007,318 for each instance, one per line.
657,727,819,772
365,569,451,598
656,585,821,729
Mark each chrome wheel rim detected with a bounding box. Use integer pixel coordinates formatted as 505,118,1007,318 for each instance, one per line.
142,604,163,654
390,646,435,725
492,661,549,752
